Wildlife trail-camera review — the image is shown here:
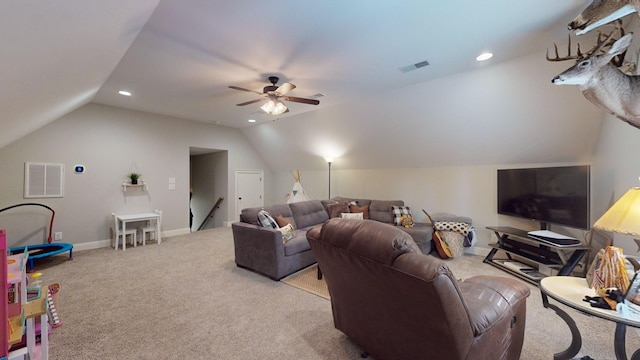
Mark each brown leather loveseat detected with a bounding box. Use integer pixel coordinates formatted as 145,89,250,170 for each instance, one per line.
307,218,531,360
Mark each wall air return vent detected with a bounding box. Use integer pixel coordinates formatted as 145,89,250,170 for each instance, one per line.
399,60,430,73
24,162,64,198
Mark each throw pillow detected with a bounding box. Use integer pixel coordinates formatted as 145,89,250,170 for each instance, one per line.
400,214,414,228
349,204,370,219
341,212,364,220
327,201,349,218
257,210,278,229
391,205,412,226
434,221,470,235
275,214,294,229
277,224,295,243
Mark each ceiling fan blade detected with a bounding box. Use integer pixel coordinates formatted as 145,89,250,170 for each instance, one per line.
229,86,263,95
275,82,296,96
236,98,265,106
283,96,320,105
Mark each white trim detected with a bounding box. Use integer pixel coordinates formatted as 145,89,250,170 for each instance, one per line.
71,228,191,251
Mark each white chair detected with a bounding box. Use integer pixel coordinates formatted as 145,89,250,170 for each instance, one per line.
112,213,137,251
139,209,162,245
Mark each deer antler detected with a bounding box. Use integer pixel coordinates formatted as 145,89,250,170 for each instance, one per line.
547,20,626,63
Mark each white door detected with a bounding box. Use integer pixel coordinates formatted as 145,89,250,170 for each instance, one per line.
236,170,264,220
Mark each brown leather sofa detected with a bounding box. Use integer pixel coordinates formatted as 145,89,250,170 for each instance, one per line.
307,218,531,360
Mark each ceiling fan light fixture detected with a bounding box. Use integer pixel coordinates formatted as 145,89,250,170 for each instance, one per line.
261,99,287,115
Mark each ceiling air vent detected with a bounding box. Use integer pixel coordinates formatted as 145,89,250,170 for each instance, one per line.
399,60,430,73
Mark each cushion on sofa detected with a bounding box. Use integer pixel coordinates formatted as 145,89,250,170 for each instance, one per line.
391,205,412,226
258,210,278,228
327,201,349,218
341,212,364,220
275,214,294,229
241,204,295,227
289,200,330,229
278,224,295,243
349,204,370,219
369,200,404,223
432,212,473,225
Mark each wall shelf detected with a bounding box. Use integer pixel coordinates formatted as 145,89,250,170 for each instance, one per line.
121,181,147,192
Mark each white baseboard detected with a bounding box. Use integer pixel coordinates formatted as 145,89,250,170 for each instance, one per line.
162,228,191,237
72,240,111,252
72,228,191,252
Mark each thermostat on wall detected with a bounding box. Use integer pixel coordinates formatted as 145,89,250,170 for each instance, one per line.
74,165,85,174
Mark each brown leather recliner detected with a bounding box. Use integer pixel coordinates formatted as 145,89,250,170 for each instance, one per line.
307,219,531,360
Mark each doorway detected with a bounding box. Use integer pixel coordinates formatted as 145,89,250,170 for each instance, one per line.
189,147,228,231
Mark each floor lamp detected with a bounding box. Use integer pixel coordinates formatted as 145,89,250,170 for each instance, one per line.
325,157,334,199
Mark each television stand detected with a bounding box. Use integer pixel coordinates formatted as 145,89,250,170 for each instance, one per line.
484,226,589,284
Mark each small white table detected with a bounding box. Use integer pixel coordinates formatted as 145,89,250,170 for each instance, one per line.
540,276,640,360
115,212,161,251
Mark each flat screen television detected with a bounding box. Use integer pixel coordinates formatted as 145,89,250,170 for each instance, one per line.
497,165,590,230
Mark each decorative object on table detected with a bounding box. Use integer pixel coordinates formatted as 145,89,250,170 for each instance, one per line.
590,186,640,309
286,170,309,204
128,172,141,185
590,246,629,309
617,272,640,320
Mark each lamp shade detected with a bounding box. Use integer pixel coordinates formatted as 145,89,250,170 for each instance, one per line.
593,187,640,236
260,99,287,115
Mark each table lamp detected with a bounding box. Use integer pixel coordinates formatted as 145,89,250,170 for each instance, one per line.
593,187,640,250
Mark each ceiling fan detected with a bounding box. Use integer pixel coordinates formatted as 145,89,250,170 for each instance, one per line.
229,76,320,115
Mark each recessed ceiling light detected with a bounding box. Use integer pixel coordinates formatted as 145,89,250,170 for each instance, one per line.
476,52,493,62
118,90,132,96
248,119,256,123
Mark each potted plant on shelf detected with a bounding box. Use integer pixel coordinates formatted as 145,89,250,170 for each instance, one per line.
128,172,141,185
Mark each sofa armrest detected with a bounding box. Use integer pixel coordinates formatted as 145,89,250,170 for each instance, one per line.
231,222,286,277
459,275,530,336
232,222,285,253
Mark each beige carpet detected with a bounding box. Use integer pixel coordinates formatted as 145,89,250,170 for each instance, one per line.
32,227,640,359
281,264,330,300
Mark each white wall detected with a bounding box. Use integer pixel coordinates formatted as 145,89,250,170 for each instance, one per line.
273,163,593,253
592,114,640,255
0,103,272,248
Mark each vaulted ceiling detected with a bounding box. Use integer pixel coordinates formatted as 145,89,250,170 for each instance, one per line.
2,0,607,170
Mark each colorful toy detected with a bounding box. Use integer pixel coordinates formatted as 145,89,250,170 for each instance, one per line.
1,203,73,271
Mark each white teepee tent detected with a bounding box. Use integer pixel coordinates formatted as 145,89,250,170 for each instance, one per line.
287,170,310,204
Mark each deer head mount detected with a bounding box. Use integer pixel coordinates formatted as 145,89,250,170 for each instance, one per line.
549,25,640,129
569,0,639,35
548,21,632,71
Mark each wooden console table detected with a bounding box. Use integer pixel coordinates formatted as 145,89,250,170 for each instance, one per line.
484,226,588,284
